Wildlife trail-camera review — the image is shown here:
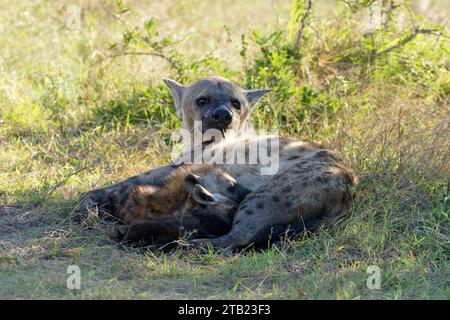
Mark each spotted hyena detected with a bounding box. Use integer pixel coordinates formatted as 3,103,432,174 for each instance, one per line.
110,164,251,245
75,76,357,248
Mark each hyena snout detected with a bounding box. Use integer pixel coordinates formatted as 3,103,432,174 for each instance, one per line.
202,105,234,132
211,105,233,128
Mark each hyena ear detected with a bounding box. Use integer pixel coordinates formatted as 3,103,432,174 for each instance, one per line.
244,89,271,107
192,184,218,205
184,173,201,193
163,78,186,118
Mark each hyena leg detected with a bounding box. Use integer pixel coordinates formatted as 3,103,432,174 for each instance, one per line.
189,224,253,248
120,212,234,246
72,164,179,222
119,210,236,247
120,217,182,245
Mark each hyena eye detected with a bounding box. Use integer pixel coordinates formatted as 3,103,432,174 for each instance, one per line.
231,99,241,109
196,97,209,107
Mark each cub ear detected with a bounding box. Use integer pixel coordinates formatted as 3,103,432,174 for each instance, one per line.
184,173,201,193
163,78,186,118
192,184,218,205
243,89,271,107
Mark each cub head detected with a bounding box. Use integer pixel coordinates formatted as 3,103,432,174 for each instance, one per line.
184,169,251,220
164,76,270,142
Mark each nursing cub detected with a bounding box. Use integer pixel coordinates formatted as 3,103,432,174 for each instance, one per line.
108,164,251,245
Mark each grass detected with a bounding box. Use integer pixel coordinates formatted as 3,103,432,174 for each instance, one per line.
0,0,449,299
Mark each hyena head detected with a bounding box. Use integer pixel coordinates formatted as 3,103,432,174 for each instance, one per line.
163,76,270,141
184,169,252,219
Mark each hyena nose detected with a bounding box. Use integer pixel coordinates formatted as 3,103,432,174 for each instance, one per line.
212,106,232,127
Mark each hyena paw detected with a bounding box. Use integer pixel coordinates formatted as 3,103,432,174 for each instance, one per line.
188,238,214,250
71,189,106,224
107,224,129,242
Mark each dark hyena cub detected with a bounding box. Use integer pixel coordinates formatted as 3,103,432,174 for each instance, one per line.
109,164,251,245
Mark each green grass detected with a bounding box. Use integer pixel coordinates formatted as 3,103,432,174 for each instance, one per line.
0,0,449,299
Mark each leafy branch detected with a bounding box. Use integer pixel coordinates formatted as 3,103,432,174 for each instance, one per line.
92,1,182,74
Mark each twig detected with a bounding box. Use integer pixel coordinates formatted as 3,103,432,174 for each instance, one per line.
90,51,179,71
368,28,446,58
293,0,312,56
99,0,127,28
